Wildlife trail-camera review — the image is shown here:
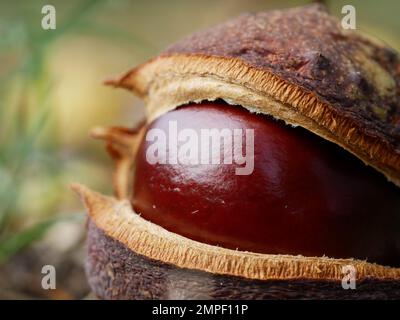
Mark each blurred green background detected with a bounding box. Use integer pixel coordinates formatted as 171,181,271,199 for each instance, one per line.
0,0,399,299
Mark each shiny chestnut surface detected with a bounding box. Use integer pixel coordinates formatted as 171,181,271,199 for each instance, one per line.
133,101,400,266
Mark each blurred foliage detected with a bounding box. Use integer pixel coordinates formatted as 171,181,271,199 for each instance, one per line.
0,0,399,264
0,0,154,263
0,214,83,264
0,0,103,263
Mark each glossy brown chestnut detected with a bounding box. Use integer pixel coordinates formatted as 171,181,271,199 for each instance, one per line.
133,101,400,267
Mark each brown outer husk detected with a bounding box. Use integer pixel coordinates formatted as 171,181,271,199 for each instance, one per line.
107,4,400,186
86,218,400,299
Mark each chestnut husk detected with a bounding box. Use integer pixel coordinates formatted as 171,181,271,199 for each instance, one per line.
74,184,400,299
75,4,400,299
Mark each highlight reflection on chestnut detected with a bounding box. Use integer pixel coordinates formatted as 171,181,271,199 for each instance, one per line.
133,101,400,267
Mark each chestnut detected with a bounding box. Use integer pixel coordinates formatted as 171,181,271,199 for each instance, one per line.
133,101,400,267
75,4,400,299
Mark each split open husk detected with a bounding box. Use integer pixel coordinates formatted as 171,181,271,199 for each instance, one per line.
108,4,400,187
75,4,400,299
73,181,400,299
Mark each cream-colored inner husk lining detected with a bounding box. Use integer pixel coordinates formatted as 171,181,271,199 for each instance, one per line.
111,54,400,187
74,184,400,281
